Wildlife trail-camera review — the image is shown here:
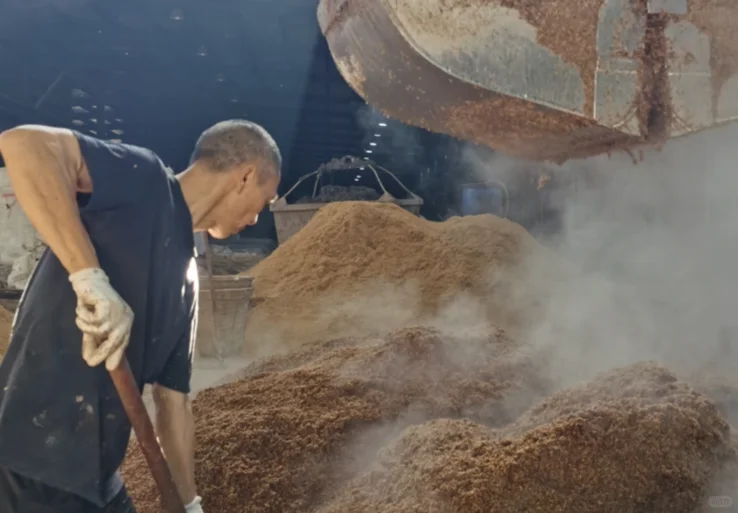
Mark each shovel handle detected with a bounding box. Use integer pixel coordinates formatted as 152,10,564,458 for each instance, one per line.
109,360,187,513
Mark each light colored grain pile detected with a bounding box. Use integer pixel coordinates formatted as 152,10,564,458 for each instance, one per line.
0,305,12,360
121,326,552,512
689,373,738,428
121,201,738,513
244,201,570,353
317,362,732,513
122,342,736,513
700,429,738,513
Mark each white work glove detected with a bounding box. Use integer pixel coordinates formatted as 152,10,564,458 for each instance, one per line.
69,267,134,371
185,496,204,513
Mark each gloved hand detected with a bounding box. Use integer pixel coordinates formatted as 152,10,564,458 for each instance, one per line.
185,496,204,513
69,267,134,371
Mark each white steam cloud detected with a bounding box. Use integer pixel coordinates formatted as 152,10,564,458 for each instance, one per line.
465,122,738,390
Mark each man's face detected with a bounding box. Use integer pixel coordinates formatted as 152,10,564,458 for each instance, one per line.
208,165,279,239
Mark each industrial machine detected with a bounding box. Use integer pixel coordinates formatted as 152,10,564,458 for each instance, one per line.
317,0,737,162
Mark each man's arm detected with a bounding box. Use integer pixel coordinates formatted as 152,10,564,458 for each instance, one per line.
152,385,198,505
0,125,99,274
0,124,134,370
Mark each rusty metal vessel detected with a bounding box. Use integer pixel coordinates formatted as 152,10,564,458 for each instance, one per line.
318,0,738,162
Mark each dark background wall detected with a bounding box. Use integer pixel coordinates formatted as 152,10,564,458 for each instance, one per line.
0,0,475,243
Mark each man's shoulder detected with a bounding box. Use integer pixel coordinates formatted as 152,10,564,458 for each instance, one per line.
70,131,176,212
71,130,168,174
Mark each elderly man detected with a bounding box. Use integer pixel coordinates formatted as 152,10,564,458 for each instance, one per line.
0,120,281,512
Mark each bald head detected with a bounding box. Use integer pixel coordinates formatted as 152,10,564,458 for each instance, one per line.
189,119,281,182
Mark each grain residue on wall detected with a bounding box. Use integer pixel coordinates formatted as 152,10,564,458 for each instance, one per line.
395,0,604,112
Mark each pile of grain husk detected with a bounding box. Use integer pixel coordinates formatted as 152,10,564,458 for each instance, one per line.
121,326,553,512
244,201,572,353
699,429,738,513
688,372,738,427
0,305,12,360
317,362,733,513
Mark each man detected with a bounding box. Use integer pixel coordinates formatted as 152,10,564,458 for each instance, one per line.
0,119,281,512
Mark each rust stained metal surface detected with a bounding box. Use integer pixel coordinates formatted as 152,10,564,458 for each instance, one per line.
319,0,738,162
684,0,738,127
316,0,351,34
319,0,641,162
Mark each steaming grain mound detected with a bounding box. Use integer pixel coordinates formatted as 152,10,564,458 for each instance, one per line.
317,362,731,513
121,326,551,512
0,305,12,359
688,373,738,427
699,429,738,513
245,201,570,351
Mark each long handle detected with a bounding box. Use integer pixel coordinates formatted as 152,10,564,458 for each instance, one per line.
109,360,187,513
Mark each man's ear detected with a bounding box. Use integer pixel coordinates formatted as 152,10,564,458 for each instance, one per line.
237,164,257,189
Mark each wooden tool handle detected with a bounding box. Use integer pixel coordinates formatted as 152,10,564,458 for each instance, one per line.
109,360,187,513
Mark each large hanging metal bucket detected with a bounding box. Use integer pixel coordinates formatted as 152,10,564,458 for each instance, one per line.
318,0,738,162
270,156,423,245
